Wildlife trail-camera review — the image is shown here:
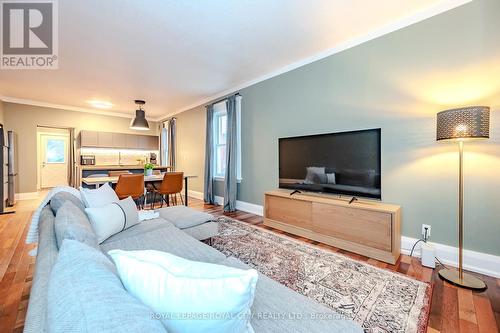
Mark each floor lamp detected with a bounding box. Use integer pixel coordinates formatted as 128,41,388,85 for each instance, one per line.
436,106,489,290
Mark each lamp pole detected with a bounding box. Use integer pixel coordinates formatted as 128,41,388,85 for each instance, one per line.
458,140,464,281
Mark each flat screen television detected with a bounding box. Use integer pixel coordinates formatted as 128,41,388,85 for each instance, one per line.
279,128,381,199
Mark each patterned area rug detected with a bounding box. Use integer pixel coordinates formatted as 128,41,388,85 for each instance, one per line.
210,217,432,333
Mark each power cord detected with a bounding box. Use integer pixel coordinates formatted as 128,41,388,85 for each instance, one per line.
409,227,428,257
409,239,425,257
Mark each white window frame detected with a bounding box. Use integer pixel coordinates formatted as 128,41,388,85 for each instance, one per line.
212,96,242,182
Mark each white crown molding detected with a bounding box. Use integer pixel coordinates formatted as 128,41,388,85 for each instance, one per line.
188,190,499,278
0,96,164,121
159,0,472,120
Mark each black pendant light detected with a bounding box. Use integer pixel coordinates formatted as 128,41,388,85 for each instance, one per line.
130,99,150,130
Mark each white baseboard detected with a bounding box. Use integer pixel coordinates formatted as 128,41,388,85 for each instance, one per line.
188,190,500,278
401,236,500,278
213,195,264,216
15,192,39,200
187,190,204,201
188,190,264,216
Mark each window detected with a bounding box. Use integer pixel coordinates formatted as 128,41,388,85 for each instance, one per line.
46,139,66,163
213,97,242,180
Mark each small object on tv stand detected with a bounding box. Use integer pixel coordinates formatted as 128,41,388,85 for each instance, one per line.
348,197,358,204
290,190,302,196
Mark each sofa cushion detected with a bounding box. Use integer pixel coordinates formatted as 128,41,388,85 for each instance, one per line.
85,197,140,244
101,226,226,264
54,201,99,250
182,221,218,241
50,192,85,215
221,257,363,333
101,217,175,244
47,239,166,333
157,205,214,229
109,249,258,333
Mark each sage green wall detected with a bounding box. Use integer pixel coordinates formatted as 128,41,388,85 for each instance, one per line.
3,102,159,193
178,0,500,255
176,106,206,195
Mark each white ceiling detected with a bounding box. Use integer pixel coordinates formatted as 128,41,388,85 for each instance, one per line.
0,0,470,120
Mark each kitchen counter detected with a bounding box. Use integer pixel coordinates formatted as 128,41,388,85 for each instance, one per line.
80,165,172,171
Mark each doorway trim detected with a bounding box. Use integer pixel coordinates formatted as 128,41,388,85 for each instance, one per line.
36,126,76,190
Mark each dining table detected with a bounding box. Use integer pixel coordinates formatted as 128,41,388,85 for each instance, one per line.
81,174,198,206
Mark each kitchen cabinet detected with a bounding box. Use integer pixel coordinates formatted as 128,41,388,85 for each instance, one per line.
79,131,158,150
98,132,113,147
80,130,98,147
125,134,139,149
112,133,127,149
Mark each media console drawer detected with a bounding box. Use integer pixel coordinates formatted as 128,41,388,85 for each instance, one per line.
264,190,401,264
265,195,312,230
312,203,392,251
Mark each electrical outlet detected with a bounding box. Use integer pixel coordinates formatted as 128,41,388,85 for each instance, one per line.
421,224,431,240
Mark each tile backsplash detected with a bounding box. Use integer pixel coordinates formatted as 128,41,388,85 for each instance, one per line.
81,149,159,166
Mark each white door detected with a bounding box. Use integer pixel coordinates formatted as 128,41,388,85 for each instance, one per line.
40,134,69,188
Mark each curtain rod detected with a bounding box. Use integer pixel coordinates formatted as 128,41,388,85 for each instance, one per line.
209,92,241,107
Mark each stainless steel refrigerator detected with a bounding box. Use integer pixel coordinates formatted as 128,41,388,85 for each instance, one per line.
7,131,17,206
0,126,10,213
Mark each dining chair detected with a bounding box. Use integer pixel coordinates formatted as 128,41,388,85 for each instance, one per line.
114,174,145,208
152,172,184,209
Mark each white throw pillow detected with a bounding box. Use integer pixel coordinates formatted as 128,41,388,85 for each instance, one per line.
79,183,119,208
108,249,258,333
85,197,139,243
326,173,336,184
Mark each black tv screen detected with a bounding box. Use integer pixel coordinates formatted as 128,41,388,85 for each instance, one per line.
279,128,381,199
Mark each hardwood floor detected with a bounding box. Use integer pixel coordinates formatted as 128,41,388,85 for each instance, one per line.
0,195,498,332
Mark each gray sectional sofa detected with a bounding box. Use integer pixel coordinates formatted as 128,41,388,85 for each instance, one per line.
24,192,362,333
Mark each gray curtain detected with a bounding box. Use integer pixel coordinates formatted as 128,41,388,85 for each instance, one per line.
204,105,215,204
160,124,168,166
68,128,76,187
167,118,176,170
223,95,238,212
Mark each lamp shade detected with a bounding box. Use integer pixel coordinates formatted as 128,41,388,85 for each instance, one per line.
436,106,490,141
130,109,150,130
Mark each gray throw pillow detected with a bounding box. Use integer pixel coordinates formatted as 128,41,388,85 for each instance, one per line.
304,167,327,184
54,201,99,250
50,192,85,215
47,239,166,333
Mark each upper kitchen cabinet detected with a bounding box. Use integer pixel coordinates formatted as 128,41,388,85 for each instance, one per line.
79,131,158,150
139,135,158,150
79,130,98,147
125,134,140,149
98,132,113,147
112,133,127,149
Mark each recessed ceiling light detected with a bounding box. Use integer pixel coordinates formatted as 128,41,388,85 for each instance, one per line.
87,100,113,109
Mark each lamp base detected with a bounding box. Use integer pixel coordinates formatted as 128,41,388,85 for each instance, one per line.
438,268,487,290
